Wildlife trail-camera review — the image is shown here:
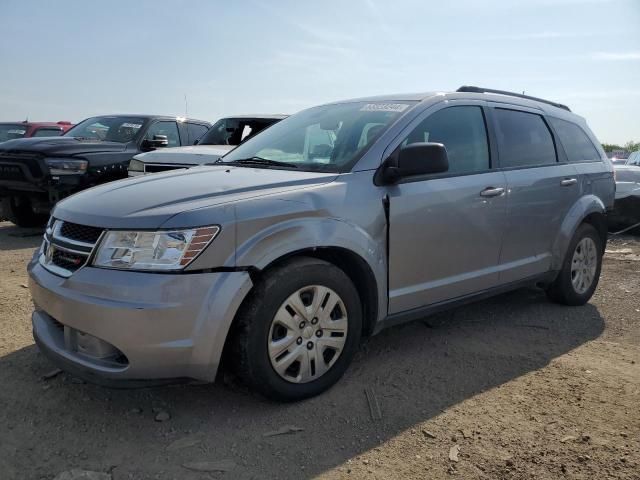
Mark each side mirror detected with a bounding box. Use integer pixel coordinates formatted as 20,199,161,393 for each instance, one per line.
381,142,449,184
141,134,169,151
193,139,199,145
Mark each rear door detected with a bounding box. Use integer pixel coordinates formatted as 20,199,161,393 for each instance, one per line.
387,102,508,313
548,117,613,208
186,122,209,145
488,105,579,283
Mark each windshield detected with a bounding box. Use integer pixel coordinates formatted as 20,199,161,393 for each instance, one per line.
0,124,28,142
64,116,148,143
220,102,416,172
199,118,281,146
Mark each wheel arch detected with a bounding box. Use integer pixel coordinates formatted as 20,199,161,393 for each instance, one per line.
218,246,381,376
551,194,607,270
249,246,380,337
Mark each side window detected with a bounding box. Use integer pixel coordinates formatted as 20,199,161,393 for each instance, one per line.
187,123,208,144
548,117,600,163
402,106,490,174
494,109,556,167
32,128,63,137
146,121,180,147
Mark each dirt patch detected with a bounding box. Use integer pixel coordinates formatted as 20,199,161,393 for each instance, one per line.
0,221,638,479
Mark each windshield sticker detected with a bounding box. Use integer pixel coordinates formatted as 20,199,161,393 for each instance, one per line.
360,103,409,113
121,123,142,129
7,129,26,134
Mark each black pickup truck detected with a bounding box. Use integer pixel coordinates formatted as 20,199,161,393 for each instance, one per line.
0,114,210,226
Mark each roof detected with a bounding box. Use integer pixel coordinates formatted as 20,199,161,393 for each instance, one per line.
0,121,72,127
78,114,212,125
219,114,288,120
326,88,579,119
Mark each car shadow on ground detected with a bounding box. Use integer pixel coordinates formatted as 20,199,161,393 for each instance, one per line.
0,287,604,479
0,223,43,251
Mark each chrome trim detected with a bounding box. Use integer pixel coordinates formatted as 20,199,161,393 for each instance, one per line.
40,220,102,278
39,253,73,278
48,243,91,256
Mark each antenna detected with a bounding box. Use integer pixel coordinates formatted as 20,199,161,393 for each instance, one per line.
184,94,188,118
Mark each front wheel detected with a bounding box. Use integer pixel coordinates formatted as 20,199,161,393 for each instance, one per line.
5,196,48,228
546,223,603,306
229,257,362,401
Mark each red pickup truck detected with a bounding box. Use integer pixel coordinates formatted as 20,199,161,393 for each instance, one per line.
0,121,73,142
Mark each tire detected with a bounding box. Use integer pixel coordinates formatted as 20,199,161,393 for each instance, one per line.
229,256,362,401
546,223,603,306
5,196,48,228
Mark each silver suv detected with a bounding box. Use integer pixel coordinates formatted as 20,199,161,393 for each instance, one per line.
28,87,615,401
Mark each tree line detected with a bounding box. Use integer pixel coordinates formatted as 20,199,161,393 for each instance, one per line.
602,141,640,153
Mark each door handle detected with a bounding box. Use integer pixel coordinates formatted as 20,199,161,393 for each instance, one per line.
560,178,578,186
480,187,505,197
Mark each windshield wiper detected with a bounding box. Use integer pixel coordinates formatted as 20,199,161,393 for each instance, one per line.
221,157,298,168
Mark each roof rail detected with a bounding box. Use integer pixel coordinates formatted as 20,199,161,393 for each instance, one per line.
456,86,571,112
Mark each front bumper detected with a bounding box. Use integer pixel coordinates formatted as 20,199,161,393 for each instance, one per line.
28,259,252,383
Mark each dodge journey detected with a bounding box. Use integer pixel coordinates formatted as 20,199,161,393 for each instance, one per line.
28,87,615,401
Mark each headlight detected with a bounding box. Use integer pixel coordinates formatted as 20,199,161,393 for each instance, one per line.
129,158,144,172
45,158,88,175
92,226,220,271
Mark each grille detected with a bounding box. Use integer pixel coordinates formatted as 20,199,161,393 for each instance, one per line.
144,164,186,173
0,152,45,177
60,221,104,244
0,164,25,180
51,248,86,272
41,220,103,277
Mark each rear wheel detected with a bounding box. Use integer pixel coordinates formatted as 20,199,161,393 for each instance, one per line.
546,223,602,306
5,196,48,228
230,257,362,401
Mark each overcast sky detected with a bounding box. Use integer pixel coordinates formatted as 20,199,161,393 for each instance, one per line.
0,0,638,144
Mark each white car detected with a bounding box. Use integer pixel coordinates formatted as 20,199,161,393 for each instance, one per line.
611,151,640,228
128,115,286,176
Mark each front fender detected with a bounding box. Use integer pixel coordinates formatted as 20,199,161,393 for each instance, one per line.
233,194,388,324
551,194,606,270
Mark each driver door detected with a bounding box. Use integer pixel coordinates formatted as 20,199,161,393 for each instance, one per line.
387,103,508,313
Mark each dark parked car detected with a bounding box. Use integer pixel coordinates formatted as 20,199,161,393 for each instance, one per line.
0,121,73,142
128,115,287,176
0,115,210,226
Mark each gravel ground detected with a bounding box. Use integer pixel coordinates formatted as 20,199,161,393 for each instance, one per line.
0,221,638,480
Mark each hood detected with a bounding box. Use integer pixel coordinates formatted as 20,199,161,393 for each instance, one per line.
0,136,127,156
134,144,235,166
53,165,338,229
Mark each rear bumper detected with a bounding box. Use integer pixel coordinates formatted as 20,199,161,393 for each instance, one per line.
28,259,252,383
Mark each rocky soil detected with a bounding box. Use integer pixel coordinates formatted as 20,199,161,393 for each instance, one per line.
0,221,638,479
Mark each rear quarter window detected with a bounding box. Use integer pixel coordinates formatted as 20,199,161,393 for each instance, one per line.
494,109,557,168
32,128,63,137
187,123,209,144
548,117,601,163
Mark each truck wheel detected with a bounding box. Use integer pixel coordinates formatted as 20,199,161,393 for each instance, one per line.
546,223,602,306
6,196,48,228
230,257,362,401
